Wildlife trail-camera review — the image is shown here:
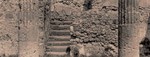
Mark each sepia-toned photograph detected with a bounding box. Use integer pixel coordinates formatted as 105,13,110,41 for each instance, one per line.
0,0,149,57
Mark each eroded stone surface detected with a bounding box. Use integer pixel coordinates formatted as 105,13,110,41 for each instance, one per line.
0,0,149,57
118,0,149,57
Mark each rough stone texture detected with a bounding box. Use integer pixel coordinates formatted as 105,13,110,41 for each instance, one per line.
139,0,150,57
18,0,45,57
0,0,149,57
0,0,45,57
118,0,148,57
50,0,149,57
50,0,118,57
0,0,19,56
140,15,150,57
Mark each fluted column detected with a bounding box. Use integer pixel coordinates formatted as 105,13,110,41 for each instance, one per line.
18,0,45,57
118,0,148,57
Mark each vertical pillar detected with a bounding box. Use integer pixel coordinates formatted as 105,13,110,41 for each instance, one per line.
118,0,148,57
18,0,45,57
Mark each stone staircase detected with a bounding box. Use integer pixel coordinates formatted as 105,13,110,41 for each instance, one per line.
46,20,72,57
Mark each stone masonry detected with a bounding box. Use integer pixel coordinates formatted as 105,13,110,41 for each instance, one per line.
0,0,149,57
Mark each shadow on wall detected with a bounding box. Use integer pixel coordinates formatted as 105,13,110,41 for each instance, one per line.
140,38,150,57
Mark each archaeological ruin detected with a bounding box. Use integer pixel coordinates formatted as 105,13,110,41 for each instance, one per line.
0,0,150,57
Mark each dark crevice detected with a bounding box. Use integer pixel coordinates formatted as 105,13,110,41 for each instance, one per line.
66,47,71,54
18,3,22,10
83,0,93,11
140,38,150,56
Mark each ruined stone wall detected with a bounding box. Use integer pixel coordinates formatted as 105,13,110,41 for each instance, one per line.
50,0,149,57
50,0,118,57
0,0,149,57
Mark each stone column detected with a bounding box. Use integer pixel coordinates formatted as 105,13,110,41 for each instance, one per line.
18,0,45,57
118,0,148,57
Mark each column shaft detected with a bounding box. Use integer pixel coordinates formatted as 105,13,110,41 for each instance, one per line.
118,0,147,57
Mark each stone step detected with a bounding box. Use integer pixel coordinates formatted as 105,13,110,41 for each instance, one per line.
46,46,70,52
50,21,72,25
51,25,70,30
47,41,72,46
48,36,71,41
46,52,68,57
50,30,70,36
